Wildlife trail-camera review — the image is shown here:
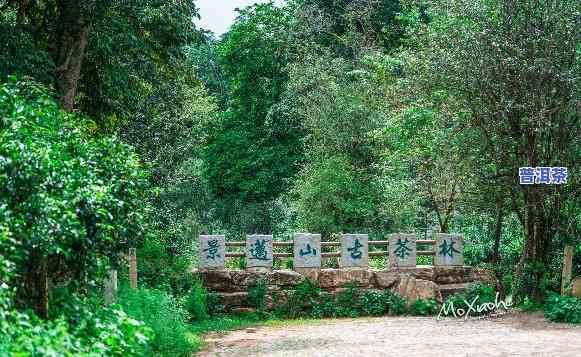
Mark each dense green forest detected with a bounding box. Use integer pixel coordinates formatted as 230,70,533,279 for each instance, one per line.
1,0,580,355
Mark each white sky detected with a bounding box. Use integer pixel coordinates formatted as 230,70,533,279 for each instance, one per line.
195,0,286,37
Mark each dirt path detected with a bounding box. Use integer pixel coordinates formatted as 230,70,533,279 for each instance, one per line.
198,312,581,357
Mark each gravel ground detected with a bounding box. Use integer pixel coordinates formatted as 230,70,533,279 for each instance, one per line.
198,312,581,357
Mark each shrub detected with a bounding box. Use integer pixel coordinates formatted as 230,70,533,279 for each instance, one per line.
360,290,388,316
384,290,407,316
335,283,362,317
310,292,337,318
0,296,152,356
185,279,209,321
207,292,225,316
118,286,193,357
544,293,581,324
247,278,268,311
280,279,321,318
0,77,149,314
409,298,438,316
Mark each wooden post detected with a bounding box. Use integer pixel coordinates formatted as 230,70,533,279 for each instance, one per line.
129,248,137,289
561,245,574,295
104,269,118,304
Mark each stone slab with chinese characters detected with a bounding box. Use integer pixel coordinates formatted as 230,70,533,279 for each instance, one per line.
246,234,273,268
389,233,416,268
434,234,464,266
199,235,226,269
340,234,368,268
293,233,321,268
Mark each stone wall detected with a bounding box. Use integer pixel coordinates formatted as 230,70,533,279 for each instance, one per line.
194,265,498,311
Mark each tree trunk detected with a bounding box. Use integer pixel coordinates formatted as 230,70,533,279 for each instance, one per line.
20,249,49,318
53,1,90,111
491,199,504,265
517,188,551,302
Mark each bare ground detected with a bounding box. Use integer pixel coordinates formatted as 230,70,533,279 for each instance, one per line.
197,312,581,357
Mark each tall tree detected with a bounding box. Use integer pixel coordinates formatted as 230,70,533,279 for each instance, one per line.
410,0,580,300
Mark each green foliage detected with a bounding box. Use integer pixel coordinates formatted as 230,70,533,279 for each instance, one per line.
185,279,209,321
544,293,581,324
118,286,194,357
383,290,407,316
204,2,304,206
0,294,152,356
408,298,438,316
360,290,388,316
442,283,500,317
247,278,269,311
276,279,321,318
0,77,149,311
334,283,362,318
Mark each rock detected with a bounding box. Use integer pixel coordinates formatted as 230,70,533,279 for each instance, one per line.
434,266,474,284
294,267,320,283
231,307,257,315
319,268,371,288
217,292,248,308
269,270,304,286
373,271,402,289
572,276,581,298
398,266,436,281
245,328,257,333
230,270,270,288
394,276,442,304
439,283,471,299
200,269,232,291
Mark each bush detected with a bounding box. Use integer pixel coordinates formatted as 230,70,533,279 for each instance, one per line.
118,286,193,357
360,290,388,316
247,278,268,311
0,295,152,356
185,279,209,321
544,293,581,324
408,298,438,316
278,279,321,318
0,77,149,313
335,283,362,318
384,290,407,316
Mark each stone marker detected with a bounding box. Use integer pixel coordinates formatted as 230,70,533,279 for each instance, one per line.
572,276,581,298
341,234,368,268
246,234,273,269
293,233,321,268
199,235,226,269
434,233,464,266
389,233,417,268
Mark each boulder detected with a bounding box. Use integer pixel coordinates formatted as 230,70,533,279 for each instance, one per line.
318,268,371,288
217,292,248,308
269,270,304,286
439,283,472,299
230,270,270,288
398,266,436,281
394,275,442,303
373,271,402,289
294,267,320,283
199,269,232,291
572,276,581,298
434,266,474,284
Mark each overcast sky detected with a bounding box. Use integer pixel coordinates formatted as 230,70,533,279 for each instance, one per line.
196,0,285,37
